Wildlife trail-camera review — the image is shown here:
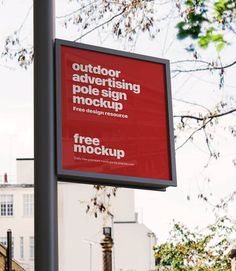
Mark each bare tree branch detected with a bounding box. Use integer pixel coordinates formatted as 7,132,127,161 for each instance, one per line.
175,108,236,151
176,119,212,151
203,127,214,158
172,60,236,73
16,4,33,34
56,0,100,19
171,59,210,65
174,114,205,121
174,108,236,122
173,98,211,113
74,7,127,42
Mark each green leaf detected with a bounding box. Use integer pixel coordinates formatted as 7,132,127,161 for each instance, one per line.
216,42,225,52
198,37,209,48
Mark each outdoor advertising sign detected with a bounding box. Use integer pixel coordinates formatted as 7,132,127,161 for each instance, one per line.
55,39,176,190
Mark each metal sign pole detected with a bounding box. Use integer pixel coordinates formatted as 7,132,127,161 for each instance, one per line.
7,229,12,271
34,0,58,271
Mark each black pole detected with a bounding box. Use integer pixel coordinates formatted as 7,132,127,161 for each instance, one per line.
6,230,12,271
34,0,58,271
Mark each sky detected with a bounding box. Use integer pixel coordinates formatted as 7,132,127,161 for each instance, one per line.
0,0,236,243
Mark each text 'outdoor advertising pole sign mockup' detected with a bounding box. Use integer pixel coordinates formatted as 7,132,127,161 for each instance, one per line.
55,39,176,190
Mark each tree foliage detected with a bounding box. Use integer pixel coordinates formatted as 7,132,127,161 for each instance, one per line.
55,0,236,53
176,0,236,51
58,0,161,44
153,216,236,271
80,185,117,219
2,0,236,66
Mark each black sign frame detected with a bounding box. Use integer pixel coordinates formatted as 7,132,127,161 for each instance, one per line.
55,39,177,191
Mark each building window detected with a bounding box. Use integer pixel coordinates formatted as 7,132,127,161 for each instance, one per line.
20,237,24,259
0,237,14,257
29,237,34,260
0,195,13,216
23,194,34,216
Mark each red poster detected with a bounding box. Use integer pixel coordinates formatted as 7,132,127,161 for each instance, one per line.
56,40,176,190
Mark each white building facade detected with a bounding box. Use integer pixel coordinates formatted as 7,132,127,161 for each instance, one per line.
0,159,156,271
0,159,34,271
